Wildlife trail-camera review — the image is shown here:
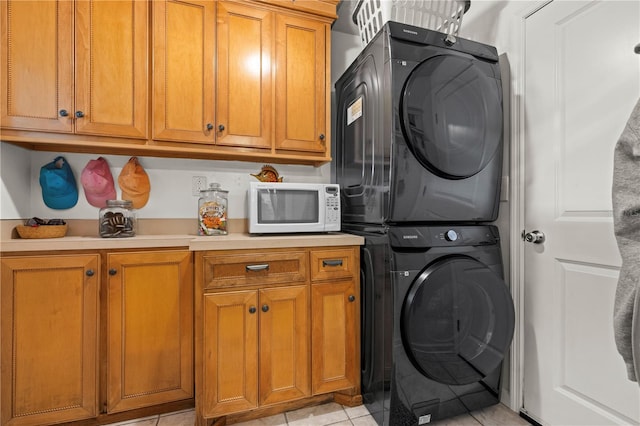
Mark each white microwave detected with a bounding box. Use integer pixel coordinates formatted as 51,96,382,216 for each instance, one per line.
248,182,341,234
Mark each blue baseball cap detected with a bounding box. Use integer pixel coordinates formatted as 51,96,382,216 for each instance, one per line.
39,156,79,209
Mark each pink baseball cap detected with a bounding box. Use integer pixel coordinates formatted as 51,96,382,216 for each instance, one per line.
81,157,116,208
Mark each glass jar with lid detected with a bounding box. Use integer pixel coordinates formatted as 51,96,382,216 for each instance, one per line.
99,200,137,238
198,183,228,235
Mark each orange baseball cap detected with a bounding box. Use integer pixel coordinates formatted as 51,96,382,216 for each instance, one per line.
118,157,150,209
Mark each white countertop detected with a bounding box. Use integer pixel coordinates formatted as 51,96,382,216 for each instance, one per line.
0,232,364,253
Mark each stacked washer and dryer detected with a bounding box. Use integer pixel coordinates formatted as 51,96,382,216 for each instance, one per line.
334,22,516,425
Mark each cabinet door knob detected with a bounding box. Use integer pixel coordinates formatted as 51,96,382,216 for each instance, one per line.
75,110,85,118
348,294,356,302
262,304,269,313
109,268,117,276
218,124,225,131
59,109,69,117
319,133,325,141
249,306,257,314
86,269,95,277
206,123,213,131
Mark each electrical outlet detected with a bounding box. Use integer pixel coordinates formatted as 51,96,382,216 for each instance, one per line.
192,176,207,196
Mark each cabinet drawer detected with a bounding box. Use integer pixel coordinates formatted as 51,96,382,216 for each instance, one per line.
310,248,355,282
202,250,307,289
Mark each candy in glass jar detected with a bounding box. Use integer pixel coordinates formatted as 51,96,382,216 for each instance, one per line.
198,183,228,235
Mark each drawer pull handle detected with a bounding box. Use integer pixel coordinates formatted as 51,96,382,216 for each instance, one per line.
249,306,257,314
323,259,343,267
348,294,356,302
246,264,269,272
262,304,269,313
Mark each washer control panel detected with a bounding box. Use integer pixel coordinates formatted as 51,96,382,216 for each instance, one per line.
389,225,499,248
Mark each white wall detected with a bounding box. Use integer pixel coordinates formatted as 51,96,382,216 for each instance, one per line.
0,143,330,220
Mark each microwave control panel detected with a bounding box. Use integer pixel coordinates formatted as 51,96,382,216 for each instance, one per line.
325,186,341,226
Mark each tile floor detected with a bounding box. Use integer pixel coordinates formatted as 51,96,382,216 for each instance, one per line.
107,402,530,426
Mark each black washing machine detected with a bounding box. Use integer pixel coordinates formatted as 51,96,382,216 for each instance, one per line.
345,223,393,426
347,223,515,425
335,22,504,224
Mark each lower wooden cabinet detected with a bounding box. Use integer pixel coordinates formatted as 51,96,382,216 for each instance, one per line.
311,280,359,395
0,254,100,426
201,285,309,418
0,249,194,426
195,246,360,423
106,250,194,413
309,248,360,395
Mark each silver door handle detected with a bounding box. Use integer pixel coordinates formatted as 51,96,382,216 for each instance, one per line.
524,230,545,244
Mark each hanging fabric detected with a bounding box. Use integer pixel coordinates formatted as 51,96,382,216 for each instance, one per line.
612,96,640,383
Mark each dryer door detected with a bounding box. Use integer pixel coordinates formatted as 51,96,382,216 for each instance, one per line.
401,255,514,385
400,55,503,179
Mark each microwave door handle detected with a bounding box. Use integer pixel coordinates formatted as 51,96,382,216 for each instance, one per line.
246,264,270,272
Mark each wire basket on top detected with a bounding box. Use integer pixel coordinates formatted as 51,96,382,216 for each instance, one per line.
352,0,471,47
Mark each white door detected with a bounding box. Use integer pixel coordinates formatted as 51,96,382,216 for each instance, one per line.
523,1,640,425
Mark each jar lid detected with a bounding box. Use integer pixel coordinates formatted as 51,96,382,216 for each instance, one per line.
200,183,228,193
105,199,134,208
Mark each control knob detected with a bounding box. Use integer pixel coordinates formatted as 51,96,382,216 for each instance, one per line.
444,230,458,242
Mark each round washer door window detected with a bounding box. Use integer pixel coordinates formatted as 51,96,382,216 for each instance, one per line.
401,55,503,179
401,256,515,386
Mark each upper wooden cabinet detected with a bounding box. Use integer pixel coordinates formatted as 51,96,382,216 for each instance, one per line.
0,0,337,166
216,1,328,154
152,0,215,143
215,1,272,149
0,0,148,138
274,13,328,154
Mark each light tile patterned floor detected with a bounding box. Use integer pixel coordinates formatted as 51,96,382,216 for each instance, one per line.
107,402,529,426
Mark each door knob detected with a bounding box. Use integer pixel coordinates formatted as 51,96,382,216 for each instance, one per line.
523,230,545,244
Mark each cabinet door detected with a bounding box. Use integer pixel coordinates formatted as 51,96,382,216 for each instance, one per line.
74,0,148,138
311,280,359,395
202,290,258,417
259,285,310,405
0,255,99,425
1,0,74,132
153,0,215,143
274,13,327,153
216,1,272,149
106,251,193,413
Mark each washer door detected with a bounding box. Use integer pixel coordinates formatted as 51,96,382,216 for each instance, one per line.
400,55,503,179
401,255,515,386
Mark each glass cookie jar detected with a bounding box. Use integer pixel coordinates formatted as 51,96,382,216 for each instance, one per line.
99,200,136,238
198,183,228,235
